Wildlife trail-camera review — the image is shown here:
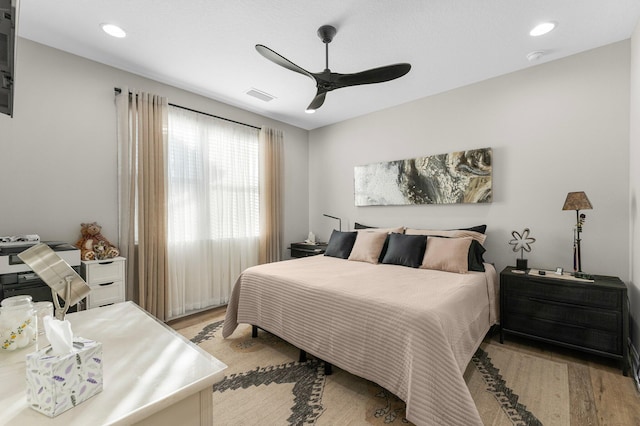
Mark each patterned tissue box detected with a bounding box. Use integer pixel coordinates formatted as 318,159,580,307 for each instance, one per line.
25,337,103,417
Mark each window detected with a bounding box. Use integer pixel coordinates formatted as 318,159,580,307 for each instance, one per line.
166,105,260,318
167,106,260,242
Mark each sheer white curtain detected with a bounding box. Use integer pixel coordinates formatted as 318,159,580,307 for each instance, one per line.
166,106,260,319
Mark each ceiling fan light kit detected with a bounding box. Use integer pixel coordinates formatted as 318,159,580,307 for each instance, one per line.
256,25,411,112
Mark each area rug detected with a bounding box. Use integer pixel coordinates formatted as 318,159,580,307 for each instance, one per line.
177,313,570,425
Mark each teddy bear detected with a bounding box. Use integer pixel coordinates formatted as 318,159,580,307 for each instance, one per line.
75,222,120,261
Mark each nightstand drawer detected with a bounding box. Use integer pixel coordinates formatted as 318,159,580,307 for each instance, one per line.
83,260,123,284
294,250,323,257
507,314,621,354
506,277,619,309
289,242,327,258
506,296,620,331
87,280,124,308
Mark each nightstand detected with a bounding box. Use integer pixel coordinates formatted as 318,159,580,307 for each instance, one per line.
500,267,629,375
289,242,327,258
81,257,126,309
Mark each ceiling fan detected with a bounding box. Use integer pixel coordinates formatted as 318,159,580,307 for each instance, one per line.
256,25,411,113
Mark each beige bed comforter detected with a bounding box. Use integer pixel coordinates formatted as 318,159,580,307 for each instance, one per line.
223,255,499,426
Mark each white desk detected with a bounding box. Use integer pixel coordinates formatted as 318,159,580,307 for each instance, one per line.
0,301,227,425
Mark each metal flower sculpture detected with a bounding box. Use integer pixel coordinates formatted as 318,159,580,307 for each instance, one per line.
508,228,536,260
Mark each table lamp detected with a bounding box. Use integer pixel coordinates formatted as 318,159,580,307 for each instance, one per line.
562,191,592,273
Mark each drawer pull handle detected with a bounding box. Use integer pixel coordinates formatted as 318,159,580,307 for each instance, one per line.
99,282,115,287
527,297,576,307
98,261,114,265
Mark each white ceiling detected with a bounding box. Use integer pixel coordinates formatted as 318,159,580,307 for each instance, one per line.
17,0,640,130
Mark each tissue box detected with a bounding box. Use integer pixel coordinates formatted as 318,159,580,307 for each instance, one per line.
25,337,103,417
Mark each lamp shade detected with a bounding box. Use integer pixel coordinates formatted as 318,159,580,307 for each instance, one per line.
562,192,592,211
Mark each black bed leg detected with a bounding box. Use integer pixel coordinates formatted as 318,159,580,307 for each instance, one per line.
299,349,331,375
252,325,258,338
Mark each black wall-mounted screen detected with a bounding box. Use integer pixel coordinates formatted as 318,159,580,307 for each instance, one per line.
0,0,17,117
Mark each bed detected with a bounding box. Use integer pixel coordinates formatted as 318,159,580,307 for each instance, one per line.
223,227,499,426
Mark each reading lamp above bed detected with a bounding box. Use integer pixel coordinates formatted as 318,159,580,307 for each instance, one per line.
323,213,342,231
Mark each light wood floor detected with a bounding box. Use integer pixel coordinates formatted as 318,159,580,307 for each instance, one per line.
486,331,640,426
167,305,226,329
170,308,640,425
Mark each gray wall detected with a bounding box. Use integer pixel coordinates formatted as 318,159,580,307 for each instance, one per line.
309,41,630,281
0,38,310,258
630,22,640,364
2,37,637,359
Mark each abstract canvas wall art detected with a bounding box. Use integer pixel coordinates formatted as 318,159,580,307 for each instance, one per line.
354,148,492,206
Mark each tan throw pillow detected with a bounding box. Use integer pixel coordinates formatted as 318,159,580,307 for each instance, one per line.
420,236,472,274
405,228,486,245
348,231,388,264
355,226,404,234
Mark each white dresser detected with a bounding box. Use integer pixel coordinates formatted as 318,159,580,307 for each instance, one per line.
80,257,126,309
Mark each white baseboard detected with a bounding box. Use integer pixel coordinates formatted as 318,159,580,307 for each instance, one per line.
629,340,640,393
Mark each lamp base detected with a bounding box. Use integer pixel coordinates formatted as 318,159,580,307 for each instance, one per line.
574,271,593,280
516,258,528,271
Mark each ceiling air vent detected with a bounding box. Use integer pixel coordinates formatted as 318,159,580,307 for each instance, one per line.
246,88,275,102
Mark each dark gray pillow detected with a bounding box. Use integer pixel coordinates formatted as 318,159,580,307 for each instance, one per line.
454,224,487,234
381,233,426,268
468,240,486,272
354,222,375,229
324,230,358,259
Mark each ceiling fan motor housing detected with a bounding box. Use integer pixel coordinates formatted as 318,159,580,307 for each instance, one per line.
317,25,337,44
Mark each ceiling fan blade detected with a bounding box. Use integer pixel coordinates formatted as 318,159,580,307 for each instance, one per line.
255,44,315,80
306,91,327,111
334,63,411,88
257,26,411,113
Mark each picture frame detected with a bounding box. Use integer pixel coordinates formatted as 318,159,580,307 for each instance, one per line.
354,148,492,206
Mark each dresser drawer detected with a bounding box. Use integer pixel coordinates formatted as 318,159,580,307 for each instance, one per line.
84,260,123,284
505,296,620,331
506,314,622,355
87,280,124,308
505,277,620,310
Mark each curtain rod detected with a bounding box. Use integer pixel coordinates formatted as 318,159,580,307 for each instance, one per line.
114,87,261,130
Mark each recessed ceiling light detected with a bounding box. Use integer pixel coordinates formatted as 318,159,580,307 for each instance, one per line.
101,23,126,38
530,22,556,37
